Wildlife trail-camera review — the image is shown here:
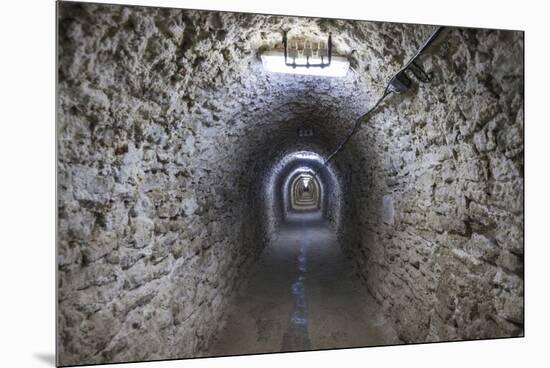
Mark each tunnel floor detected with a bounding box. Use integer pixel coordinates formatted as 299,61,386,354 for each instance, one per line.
209,219,400,356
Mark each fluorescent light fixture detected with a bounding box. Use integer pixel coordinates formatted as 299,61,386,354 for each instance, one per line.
261,50,349,77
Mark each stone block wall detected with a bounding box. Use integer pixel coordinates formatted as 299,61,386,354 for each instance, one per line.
56,4,269,365
56,3,371,364
344,28,524,342
57,2,524,364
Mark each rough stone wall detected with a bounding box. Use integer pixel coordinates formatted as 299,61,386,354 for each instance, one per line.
56,4,268,365
56,3,384,365
57,2,523,365
345,27,524,342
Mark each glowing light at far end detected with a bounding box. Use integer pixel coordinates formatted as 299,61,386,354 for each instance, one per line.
260,51,349,77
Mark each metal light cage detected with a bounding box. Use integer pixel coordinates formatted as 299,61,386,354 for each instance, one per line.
283,31,333,69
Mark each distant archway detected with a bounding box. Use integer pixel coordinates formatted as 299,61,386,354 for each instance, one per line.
290,173,320,211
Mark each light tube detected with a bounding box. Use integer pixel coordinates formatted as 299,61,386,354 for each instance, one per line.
261,50,349,77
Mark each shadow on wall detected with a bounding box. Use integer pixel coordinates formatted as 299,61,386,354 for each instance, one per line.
33,353,55,366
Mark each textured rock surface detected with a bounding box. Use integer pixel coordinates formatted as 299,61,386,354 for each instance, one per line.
343,28,524,342
57,1,523,365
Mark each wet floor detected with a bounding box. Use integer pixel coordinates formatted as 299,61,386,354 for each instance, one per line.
209,219,400,356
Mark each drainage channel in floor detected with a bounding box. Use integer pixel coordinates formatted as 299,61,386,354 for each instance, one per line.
281,240,311,351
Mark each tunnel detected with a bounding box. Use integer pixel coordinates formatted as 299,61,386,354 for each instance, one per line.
56,2,524,366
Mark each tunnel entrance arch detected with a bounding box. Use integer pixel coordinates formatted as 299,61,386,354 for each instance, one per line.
261,150,347,240
289,173,320,212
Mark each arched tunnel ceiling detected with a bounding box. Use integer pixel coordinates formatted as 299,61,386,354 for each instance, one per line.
58,3,436,182
57,2,523,365
289,172,321,211
262,150,341,234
